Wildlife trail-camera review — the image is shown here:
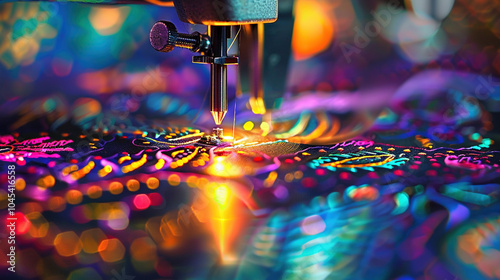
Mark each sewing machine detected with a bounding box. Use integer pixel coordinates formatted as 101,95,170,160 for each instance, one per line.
148,0,294,139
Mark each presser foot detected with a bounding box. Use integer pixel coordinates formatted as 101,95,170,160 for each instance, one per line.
199,127,230,146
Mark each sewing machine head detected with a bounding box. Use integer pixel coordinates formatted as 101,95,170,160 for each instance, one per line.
149,0,293,138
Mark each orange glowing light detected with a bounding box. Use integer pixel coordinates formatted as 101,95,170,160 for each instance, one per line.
186,176,198,188
144,0,174,6
198,178,209,188
292,0,335,60
87,185,103,199
80,228,107,254
54,231,83,257
70,161,96,180
109,182,124,194
122,154,147,173
36,175,55,188
126,179,140,192
89,7,130,36
350,186,380,201
66,190,83,205
15,178,26,191
263,171,278,188
207,156,244,178
146,177,160,189
98,238,126,262
167,174,181,186
118,156,131,164
51,56,73,77
208,184,240,262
